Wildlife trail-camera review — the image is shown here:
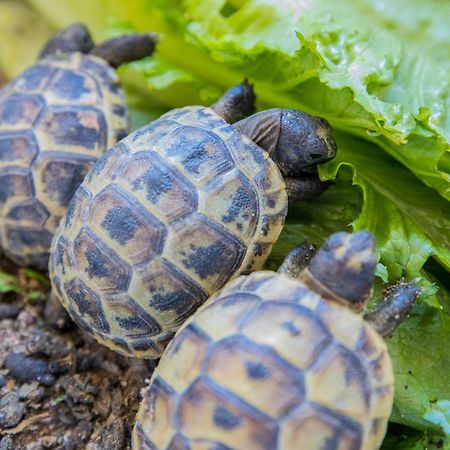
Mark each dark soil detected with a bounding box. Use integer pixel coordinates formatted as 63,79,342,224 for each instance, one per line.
0,263,155,450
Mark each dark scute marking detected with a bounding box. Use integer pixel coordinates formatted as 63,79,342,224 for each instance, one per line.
0,172,32,202
0,95,42,125
6,226,52,250
55,239,66,271
130,339,159,353
101,206,140,245
0,135,37,163
322,431,341,450
336,345,371,407
116,315,157,333
167,137,209,175
150,289,202,316
64,279,110,333
132,163,174,203
113,105,127,117
7,201,49,225
114,298,162,336
85,247,110,278
43,109,104,149
17,65,53,91
42,160,91,206
50,71,93,100
65,194,77,228
222,186,254,223
245,361,271,379
252,242,269,257
166,127,229,176
183,240,236,280
282,320,300,336
0,138,16,161
112,337,131,352
213,406,242,430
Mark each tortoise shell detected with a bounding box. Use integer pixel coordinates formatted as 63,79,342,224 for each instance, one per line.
133,271,394,450
0,52,128,269
50,106,288,358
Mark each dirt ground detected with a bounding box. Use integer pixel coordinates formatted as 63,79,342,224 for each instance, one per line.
0,262,155,450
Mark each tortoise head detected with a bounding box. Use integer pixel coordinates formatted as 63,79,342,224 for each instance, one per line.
233,108,337,177
300,231,377,311
273,110,337,176
38,23,94,59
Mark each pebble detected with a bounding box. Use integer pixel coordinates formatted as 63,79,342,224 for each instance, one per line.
4,352,55,387
0,374,6,388
0,304,21,320
17,310,35,326
0,391,26,428
26,330,69,359
0,436,15,450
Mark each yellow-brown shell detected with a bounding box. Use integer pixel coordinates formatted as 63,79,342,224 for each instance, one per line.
0,52,128,269
50,106,288,358
133,271,394,450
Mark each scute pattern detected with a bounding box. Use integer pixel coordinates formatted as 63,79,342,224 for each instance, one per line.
50,106,287,358
0,52,129,269
134,272,394,450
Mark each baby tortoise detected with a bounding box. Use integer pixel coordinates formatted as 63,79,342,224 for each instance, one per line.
133,231,420,450
50,82,337,358
0,23,157,270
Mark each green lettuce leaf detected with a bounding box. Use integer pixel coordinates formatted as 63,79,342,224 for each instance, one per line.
99,0,450,200
380,423,448,450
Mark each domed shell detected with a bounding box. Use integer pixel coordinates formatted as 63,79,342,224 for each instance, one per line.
133,271,394,450
50,106,288,358
0,51,128,269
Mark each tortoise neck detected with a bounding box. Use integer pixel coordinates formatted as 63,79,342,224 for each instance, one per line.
90,33,158,68
233,109,282,155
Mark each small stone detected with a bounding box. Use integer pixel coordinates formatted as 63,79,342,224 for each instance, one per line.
17,382,39,400
4,352,55,386
17,309,35,326
0,435,15,450
26,329,69,359
0,391,26,428
0,303,21,319
0,374,6,388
